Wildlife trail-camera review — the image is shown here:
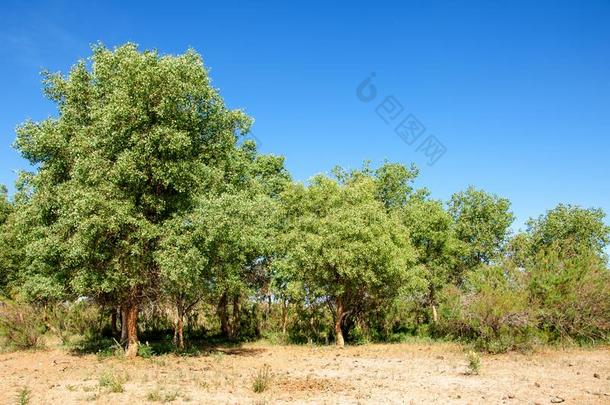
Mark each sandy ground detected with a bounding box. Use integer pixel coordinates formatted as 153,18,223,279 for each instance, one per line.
0,342,609,404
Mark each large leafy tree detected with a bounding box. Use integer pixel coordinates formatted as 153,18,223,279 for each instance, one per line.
156,140,289,346
526,204,610,261
280,169,416,346
448,186,514,281
13,43,250,356
402,197,459,323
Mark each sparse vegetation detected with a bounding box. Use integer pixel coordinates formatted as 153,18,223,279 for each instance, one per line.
252,364,272,393
16,386,30,405
146,387,180,402
98,370,128,393
466,350,481,375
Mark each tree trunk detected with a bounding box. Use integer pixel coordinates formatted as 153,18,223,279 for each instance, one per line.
120,306,128,345
266,295,272,319
123,302,139,358
175,317,184,349
217,293,230,338
111,309,119,338
431,304,438,324
173,301,185,350
335,299,345,347
281,299,289,334
231,294,241,339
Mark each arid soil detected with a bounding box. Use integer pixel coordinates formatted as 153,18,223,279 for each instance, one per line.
1,342,609,404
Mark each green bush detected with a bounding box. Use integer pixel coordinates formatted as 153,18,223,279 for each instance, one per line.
0,299,46,350
45,300,105,344
436,264,539,353
528,246,610,342
347,324,369,345
287,304,332,344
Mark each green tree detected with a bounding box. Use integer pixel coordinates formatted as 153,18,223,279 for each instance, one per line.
0,186,10,225
0,185,14,292
279,169,416,346
13,43,249,356
448,186,514,281
157,139,289,346
526,204,610,261
524,205,610,340
402,197,459,323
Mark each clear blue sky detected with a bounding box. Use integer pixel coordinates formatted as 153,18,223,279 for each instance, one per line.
1,0,609,231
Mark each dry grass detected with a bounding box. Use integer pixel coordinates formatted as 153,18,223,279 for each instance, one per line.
0,342,608,404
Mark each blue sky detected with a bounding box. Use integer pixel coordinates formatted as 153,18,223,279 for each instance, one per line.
1,0,609,231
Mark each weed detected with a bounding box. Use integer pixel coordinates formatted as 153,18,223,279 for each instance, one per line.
146,387,180,402
211,350,225,361
466,350,481,375
252,364,272,393
138,342,154,358
146,390,162,402
151,357,167,367
99,370,128,393
87,338,124,359
16,386,31,405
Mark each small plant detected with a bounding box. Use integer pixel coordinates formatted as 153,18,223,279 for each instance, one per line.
89,338,124,359
466,350,481,375
252,364,272,393
138,342,154,358
146,387,180,402
99,370,128,393
16,386,31,405
211,350,225,361
146,390,162,402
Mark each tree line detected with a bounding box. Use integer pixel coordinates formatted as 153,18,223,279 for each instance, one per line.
1,44,608,356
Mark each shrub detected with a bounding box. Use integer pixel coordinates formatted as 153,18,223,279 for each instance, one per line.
44,300,104,344
436,264,539,353
138,342,154,358
0,299,46,350
287,304,332,344
347,324,369,345
528,246,610,342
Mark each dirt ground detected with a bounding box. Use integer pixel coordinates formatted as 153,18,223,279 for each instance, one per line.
1,342,609,404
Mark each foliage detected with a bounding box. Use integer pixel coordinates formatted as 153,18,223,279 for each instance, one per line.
0,299,46,350
1,42,608,354
527,204,610,261
528,244,610,342
448,187,514,277
436,264,539,353
278,166,417,345
44,300,105,344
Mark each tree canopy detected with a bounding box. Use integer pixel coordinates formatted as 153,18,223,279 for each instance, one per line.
1,43,608,354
